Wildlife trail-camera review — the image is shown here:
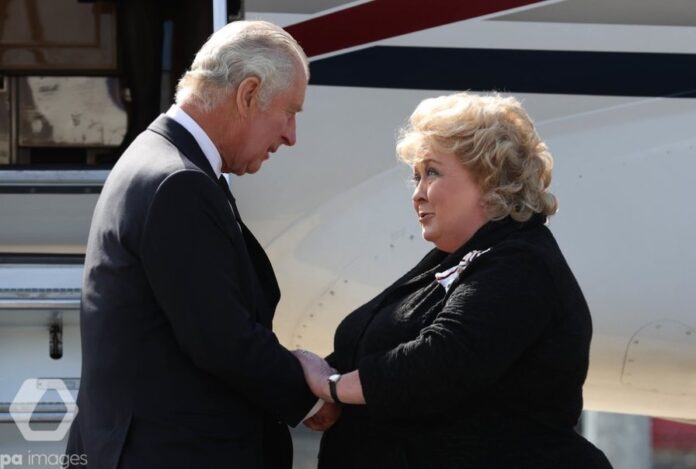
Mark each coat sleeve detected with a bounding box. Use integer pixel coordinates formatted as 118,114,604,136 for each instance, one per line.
140,170,315,426
357,244,556,419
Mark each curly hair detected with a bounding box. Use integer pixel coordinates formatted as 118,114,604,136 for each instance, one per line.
396,92,558,222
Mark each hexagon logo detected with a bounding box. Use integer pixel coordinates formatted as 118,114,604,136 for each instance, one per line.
9,379,78,442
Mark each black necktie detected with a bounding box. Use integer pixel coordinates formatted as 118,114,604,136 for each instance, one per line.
217,175,243,223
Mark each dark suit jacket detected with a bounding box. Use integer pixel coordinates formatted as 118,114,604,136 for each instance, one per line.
320,216,612,469
66,115,316,469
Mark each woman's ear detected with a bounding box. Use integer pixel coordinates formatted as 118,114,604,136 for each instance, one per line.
235,76,261,118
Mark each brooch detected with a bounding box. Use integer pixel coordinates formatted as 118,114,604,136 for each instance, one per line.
435,248,491,292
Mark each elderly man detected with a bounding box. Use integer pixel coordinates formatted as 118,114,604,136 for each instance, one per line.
66,21,324,469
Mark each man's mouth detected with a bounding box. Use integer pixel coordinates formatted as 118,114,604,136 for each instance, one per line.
418,212,433,222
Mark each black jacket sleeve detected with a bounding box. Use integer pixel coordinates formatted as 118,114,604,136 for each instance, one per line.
140,169,315,426
358,244,556,419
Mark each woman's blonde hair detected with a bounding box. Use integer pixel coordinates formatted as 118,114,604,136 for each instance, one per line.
397,92,558,222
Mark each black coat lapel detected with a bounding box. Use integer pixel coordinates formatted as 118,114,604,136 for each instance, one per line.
350,217,547,346
240,223,281,328
146,115,276,323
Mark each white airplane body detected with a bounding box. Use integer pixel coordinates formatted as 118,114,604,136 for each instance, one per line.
0,0,694,437
238,0,696,420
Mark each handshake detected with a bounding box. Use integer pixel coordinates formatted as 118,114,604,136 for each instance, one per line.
291,349,362,432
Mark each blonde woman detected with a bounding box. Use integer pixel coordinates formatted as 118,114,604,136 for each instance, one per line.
297,93,612,468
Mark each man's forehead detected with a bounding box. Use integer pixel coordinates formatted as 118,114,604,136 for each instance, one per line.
285,80,307,112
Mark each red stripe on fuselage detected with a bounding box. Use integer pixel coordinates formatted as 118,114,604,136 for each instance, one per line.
285,0,545,58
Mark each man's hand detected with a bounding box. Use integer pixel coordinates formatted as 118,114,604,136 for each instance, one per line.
303,401,342,431
292,349,334,401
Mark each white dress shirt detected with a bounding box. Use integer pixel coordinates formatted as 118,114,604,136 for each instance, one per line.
166,105,222,179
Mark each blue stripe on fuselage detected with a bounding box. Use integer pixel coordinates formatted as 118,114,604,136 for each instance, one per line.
309,46,696,98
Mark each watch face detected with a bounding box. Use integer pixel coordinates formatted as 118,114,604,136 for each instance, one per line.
329,374,341,383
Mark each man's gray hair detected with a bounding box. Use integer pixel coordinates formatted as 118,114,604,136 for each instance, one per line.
175,20,309,112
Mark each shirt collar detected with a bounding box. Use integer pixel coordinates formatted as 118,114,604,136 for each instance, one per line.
166,105,223,179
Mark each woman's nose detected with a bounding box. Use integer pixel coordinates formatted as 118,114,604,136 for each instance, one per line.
412,179,426,203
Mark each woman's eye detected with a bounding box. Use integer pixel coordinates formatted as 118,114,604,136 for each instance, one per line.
426,167,439,177
410,174,421,185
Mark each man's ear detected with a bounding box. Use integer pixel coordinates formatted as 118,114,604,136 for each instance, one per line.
236,76,261,118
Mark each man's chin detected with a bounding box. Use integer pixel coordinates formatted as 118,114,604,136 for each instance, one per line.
233,157,267,175
244,162,264,174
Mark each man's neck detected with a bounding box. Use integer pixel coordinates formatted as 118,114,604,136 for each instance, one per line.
168,103,224,178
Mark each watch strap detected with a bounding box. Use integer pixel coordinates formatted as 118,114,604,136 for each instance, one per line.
328,374,342,405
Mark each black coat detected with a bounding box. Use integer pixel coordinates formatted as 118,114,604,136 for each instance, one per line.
320,216,612,468
66,115,316,469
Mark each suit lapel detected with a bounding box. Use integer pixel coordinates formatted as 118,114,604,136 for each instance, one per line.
147,115,278,324
240,223,281,328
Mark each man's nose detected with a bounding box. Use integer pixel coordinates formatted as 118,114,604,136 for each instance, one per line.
282,116,297,146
